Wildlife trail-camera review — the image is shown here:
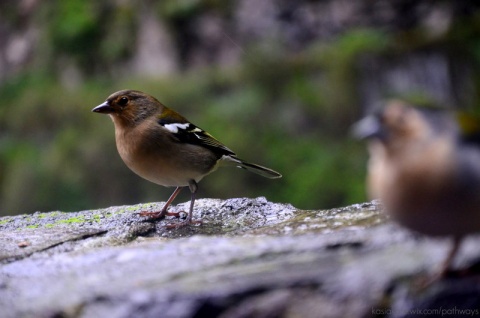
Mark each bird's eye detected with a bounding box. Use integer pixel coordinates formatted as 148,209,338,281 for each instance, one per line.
118,96,129,107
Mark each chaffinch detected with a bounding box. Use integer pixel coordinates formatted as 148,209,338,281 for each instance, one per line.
354,100,480,281
92,90,281,228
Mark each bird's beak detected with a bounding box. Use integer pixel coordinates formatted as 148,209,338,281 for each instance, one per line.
352,115,386,141
92,101,115,114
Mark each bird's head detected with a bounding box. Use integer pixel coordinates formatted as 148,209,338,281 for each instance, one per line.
353,100,453,153
92,90,161,127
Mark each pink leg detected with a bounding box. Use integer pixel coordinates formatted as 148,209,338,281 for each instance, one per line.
139,187,184,219
416,236,463,289
437,236,462,277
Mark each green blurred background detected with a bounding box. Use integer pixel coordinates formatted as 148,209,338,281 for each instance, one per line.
1,0,479,216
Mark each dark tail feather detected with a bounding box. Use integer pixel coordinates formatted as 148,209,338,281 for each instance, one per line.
223,156,282,179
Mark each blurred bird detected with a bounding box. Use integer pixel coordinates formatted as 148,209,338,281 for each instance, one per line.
92,90,281,228
353,100,480,280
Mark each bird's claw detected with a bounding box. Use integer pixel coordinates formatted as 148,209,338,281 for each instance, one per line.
138,210,183,219
139,210,199,229
138,211,164,219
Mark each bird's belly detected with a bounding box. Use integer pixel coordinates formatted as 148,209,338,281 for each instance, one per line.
391,204,480,237
123,155,202,187
369,158,480,237
115,129,218,187
382,184,480,237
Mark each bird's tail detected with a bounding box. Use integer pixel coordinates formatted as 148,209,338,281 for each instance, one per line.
222,156,282,179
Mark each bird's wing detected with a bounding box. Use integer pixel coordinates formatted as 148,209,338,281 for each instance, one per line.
158,116,236,157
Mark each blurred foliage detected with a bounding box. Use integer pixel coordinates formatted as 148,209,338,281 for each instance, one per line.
0,0,479,216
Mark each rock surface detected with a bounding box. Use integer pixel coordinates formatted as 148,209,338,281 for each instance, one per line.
0,197,479,318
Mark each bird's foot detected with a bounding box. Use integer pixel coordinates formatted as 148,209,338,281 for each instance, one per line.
140,208,202,228
413,273,441,291
138,210,183,219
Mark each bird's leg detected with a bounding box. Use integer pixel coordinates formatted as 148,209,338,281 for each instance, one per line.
437,236,462,278
139,187,184,219
166,180,202,228
416,236,463,289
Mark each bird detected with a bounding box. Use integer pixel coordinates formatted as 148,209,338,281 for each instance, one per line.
92,89,282,228
353,100,480,281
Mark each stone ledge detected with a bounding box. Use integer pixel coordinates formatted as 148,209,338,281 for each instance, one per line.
0,198,478,318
